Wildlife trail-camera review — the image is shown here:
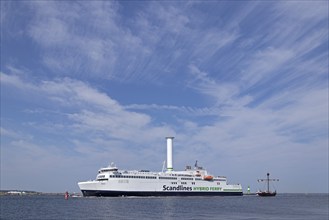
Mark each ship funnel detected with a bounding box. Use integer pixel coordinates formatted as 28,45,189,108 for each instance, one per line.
166,137,174,171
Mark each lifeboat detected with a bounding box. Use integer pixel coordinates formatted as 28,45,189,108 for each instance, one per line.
203,175,213,181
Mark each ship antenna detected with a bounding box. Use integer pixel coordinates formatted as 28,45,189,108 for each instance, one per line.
162,160,166,173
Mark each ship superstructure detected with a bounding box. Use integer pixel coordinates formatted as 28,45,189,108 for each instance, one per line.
78,137,242,196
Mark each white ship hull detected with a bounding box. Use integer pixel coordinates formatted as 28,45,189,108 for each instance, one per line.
78,177,242,197
78,137,242,197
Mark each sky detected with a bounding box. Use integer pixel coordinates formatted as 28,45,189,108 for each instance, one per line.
1,1,328,193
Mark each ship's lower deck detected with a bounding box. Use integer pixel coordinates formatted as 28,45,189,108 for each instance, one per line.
79,178,243,197
81,190,243,197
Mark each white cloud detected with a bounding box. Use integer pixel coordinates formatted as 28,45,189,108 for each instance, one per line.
187,64,252,108
25,1,147,79
191,30,238,61
1,71,35,90
154,4,190,34
263,88,328,140
1,127,21,139
40,78,120,111
276,1,328,22
241,47,295,87
1,72,174,143
23,1,242,83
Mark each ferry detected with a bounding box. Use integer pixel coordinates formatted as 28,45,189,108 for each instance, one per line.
78,137,243,197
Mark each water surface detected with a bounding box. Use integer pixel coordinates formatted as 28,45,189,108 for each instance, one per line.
1,194,328,219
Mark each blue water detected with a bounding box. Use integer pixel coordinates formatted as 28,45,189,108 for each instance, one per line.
1,194,328,219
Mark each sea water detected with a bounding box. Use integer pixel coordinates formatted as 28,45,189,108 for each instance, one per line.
1,194,328,219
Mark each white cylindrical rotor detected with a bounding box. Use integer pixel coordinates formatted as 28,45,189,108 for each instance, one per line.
166,137,174,171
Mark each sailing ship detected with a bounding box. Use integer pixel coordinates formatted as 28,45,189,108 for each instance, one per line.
257,173,279,197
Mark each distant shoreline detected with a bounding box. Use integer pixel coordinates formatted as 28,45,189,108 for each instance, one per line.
0,190,81,196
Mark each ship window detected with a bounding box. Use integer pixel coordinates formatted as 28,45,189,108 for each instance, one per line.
159,177,178,180
213,179,224,181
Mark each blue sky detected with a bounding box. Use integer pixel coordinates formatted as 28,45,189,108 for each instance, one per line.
1,1,328,193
